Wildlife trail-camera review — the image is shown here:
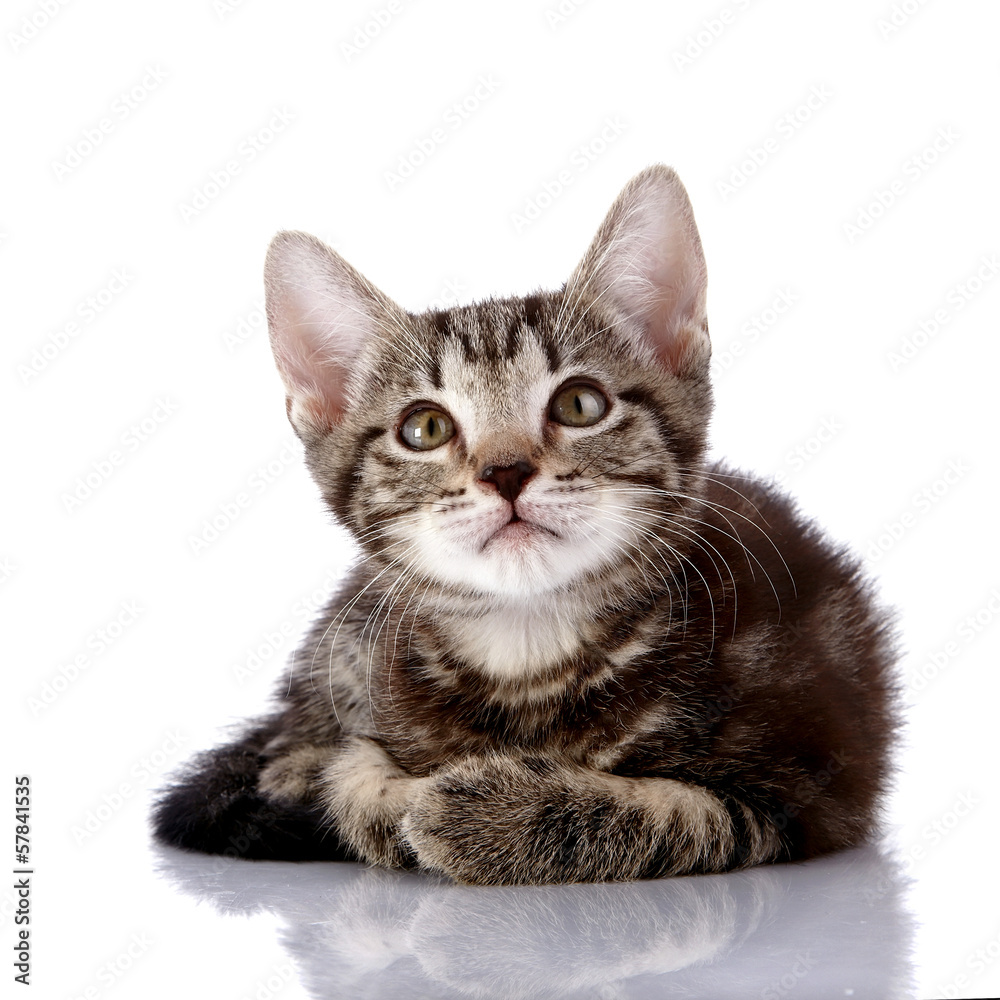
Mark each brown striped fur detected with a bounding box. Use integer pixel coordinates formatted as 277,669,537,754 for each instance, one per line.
152,166,899,884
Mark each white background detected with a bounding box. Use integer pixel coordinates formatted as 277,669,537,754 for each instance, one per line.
5,1,1000,998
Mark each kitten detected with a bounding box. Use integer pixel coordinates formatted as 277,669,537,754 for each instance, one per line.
153,165,899,885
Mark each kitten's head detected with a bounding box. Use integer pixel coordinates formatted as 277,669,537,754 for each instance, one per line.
264,165,711,599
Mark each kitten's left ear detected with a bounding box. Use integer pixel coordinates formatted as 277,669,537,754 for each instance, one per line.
567,165,709,377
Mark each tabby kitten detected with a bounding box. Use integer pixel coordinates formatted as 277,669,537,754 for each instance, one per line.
154,165,898,885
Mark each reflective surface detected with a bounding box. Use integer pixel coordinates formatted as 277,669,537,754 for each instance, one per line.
11,2,1000,999
154,844,914,999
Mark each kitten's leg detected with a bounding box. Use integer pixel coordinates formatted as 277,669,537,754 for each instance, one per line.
402,755,784,885
257,736,429,869
257,744,337,803
312,736,429,869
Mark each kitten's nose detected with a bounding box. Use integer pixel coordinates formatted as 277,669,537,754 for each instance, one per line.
478,461,535,504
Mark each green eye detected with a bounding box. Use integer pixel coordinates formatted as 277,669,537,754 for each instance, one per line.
549,384,608,427
399,407,455,450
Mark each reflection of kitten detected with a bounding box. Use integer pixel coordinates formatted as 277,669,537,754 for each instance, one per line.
153,844,912,1000
153,165,899,885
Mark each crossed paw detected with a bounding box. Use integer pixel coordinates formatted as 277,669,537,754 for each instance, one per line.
401,755,641,885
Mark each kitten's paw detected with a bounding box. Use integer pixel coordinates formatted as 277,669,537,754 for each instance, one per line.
402,755,584,885
401,759,497,884
319,737,425,870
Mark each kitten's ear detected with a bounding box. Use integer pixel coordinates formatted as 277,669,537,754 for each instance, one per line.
264,231,401,436
567,165,709,377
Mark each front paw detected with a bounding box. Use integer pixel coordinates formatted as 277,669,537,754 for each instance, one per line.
319,737,424,870
402,755,593,885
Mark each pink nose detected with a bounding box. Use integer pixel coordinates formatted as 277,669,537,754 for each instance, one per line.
478,461,535,503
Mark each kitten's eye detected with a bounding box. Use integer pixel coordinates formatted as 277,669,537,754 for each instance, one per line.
398,407,455,450
549,384,608,427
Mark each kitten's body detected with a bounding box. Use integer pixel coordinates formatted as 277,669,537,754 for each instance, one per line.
154,167,898,885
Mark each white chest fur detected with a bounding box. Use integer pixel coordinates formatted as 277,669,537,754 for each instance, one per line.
449,601,584,679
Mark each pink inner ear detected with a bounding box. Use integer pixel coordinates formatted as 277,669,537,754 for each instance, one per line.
289,393,341,435
567,167,709,378
620,239,707,376
269,295,351,432
265,232,382,435
654,310,691,371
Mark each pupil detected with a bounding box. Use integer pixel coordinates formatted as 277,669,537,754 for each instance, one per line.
573,393,583,415
427,415,437,438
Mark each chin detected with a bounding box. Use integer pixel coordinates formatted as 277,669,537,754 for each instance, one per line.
410,525,613,600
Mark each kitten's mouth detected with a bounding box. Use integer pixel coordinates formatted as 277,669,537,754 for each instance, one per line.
481,511,559,550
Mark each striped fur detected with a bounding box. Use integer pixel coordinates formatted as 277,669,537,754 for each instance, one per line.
152,166,899,884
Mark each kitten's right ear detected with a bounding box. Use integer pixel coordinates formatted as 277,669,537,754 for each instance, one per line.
264,231,400,437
